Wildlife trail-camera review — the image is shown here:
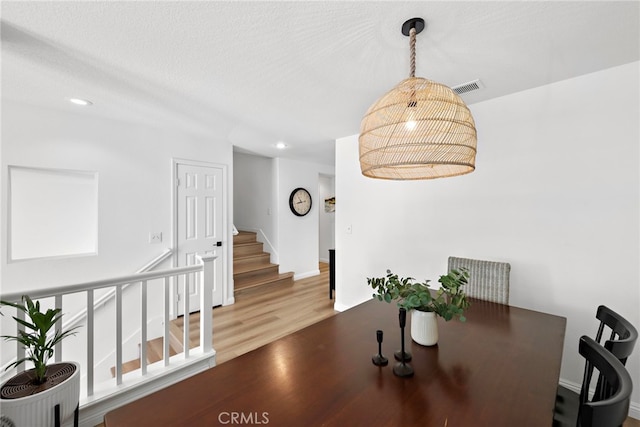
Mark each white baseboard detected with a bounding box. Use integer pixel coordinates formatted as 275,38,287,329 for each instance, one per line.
332,302,350,312
559,377,639,420
558,377,581,393
631,402,640,421
319,257,329,263
294,269,320,281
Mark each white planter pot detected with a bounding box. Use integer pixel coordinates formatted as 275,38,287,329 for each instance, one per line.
410,310,439,346
0,362,80,427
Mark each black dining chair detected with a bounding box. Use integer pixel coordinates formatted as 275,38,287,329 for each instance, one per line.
554,305,637,427
553,335,632,427
593,305,638,366
591,305,638,400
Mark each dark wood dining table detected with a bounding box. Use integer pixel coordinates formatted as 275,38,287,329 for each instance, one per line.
104,298,566,426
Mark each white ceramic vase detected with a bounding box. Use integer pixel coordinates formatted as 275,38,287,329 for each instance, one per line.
0,362,80,427
410,310,439,346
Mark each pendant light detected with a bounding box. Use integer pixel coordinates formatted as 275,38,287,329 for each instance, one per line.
359,18,477,180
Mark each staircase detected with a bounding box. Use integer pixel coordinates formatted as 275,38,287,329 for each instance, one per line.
114,232,293,376
233,231,294,294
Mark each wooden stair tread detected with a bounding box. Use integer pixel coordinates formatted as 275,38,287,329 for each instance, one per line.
110,359,141,377
112,331,183,377
234,261,278,275
234,243,265,257
234,272,294,291
233,231,257,244
233,241,262,247
233,252,270,262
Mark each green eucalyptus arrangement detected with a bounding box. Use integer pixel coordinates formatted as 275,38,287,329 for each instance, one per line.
367,268,470,321
0,295,78,384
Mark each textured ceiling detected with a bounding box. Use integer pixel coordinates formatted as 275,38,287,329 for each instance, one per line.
2,1,639,165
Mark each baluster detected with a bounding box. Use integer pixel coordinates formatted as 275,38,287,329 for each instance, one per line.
16,307,25,374
55,295,63,362
87,290,94,397
183,274,190,358
140,280,148,376
163,277,171,366
199,254,216,354
115,284,123,385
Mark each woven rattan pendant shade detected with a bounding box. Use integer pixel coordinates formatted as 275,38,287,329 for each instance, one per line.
359,18,477,180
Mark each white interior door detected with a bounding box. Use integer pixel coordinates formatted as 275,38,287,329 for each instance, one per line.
176,162,224,315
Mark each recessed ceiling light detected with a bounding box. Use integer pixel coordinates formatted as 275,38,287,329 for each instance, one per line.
276,142,287,149
68,98,93,106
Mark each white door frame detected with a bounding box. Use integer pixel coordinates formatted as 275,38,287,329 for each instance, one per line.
171,158,230,318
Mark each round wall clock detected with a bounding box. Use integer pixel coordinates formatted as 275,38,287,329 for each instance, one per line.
289,187,312,217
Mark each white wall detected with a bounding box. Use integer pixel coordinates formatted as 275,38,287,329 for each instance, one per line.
335,62,639,412
2,101,233,290
1,100,233,376
233,152,278,259
275,158,334,279
233,153,335,279
318,174,335,263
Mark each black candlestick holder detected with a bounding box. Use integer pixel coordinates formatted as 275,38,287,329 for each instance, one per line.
372,329,388,366
394,307,412,362
393,308,414,377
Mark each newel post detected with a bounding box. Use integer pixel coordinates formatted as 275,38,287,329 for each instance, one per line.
198,254,217,353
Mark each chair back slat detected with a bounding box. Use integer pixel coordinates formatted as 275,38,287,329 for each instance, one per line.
577,336,632,427
595,305,638,366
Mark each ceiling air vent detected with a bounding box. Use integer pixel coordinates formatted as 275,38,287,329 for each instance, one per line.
452,79,484,95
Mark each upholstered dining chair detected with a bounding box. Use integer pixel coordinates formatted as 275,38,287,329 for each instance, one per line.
555,305,637,426
553,336,633,427
447,256,511,304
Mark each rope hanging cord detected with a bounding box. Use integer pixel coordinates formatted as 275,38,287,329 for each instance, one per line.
409,27,416,78
408,27,417,107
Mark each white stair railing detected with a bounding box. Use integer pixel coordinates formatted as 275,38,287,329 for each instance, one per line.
61,248,173,335
0,254,216,405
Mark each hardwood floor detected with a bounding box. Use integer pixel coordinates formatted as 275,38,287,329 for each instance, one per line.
179,261,337,365
627,418,640,427
99,264,640,426
97,263,335,426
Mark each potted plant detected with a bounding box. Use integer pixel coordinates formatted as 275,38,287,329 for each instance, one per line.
0,295,81,427
367,268,470,346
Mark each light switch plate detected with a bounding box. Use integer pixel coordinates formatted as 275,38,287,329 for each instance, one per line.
149,232,162,244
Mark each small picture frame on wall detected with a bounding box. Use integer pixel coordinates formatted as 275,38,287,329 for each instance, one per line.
324,197,335,213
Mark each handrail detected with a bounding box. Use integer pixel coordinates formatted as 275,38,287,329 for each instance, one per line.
0,264,198,303
61,248,173,331
136,248,173,274
1,249,175,377
0,254,217,411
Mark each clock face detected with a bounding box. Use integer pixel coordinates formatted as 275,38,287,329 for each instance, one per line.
289,188,312,216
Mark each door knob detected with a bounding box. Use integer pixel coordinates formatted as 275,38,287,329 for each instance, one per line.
215,241,222,247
